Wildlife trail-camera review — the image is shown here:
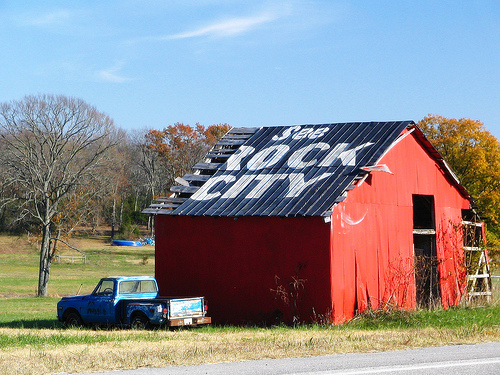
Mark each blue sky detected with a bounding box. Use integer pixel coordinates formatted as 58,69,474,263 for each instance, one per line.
1,1,499,137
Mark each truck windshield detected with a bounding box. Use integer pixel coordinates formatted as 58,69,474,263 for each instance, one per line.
94,280,115,296
118,280,157,294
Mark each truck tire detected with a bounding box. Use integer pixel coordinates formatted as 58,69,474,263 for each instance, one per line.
130,314,150,330
64,311,84,328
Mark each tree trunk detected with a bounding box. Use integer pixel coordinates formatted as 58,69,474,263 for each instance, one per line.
37,223,52,297
148,215,154,237
111,197,117,239
119,199,124,230
134,190,139,212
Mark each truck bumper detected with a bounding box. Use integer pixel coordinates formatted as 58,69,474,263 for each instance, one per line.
168,316,211,327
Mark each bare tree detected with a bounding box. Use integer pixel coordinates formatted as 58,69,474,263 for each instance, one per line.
129,129,167,201
0,94,118,296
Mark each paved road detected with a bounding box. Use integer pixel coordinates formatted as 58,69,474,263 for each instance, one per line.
82,342,500,375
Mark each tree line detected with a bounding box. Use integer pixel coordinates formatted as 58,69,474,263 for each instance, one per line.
1,95,499,296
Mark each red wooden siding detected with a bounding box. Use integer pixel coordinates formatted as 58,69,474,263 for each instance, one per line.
329,131,470,323
155,215,332,324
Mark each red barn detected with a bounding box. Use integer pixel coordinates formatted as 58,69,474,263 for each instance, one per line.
145,121,490,324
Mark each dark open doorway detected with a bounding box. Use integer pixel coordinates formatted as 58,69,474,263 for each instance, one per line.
413,194,440,308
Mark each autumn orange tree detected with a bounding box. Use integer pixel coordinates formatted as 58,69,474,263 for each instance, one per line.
418,115,500,243
144,123,231,194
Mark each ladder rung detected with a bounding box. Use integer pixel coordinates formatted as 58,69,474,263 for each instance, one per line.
467,274,490,280
463,246,482,251
462,220,483,227
469,292,492,296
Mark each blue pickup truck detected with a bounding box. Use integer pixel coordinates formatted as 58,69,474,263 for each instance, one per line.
57,276,211,329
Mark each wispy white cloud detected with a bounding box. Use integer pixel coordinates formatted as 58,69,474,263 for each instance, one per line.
98,62,133,83
131,9,283,44
17,10,72,27
168,13,277,39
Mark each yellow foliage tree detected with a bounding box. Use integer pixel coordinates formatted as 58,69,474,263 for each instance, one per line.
418,115,500,238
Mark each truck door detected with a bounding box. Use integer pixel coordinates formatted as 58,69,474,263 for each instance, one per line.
84,279,117,323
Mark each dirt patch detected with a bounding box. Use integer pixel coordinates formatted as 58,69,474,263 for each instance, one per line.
0,236,37,255
0,234,111,255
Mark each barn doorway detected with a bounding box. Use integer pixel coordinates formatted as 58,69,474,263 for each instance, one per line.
412,194,440,308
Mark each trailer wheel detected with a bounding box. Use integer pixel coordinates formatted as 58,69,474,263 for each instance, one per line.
130,314,150,330
64,311,83,328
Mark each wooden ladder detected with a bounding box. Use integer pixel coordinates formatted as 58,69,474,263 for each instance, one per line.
463,219,492,304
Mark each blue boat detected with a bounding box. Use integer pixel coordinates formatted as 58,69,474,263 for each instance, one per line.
111,240,143,247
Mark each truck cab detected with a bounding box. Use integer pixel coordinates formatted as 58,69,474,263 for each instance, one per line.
57,276,209,328
89,276,158,324
58,276,159,325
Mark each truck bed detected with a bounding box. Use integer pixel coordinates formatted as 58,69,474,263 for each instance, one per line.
121,296,210,326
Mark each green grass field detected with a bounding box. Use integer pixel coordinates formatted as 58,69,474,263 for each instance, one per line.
1,234,499,375
0,233,155,327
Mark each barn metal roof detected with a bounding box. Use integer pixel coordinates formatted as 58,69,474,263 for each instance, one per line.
144,121,431,217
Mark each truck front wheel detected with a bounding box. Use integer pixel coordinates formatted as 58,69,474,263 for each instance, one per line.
130,314,150,330
64,311,83,328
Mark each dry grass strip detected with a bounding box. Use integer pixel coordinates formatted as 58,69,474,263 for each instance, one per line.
1,326,500,375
